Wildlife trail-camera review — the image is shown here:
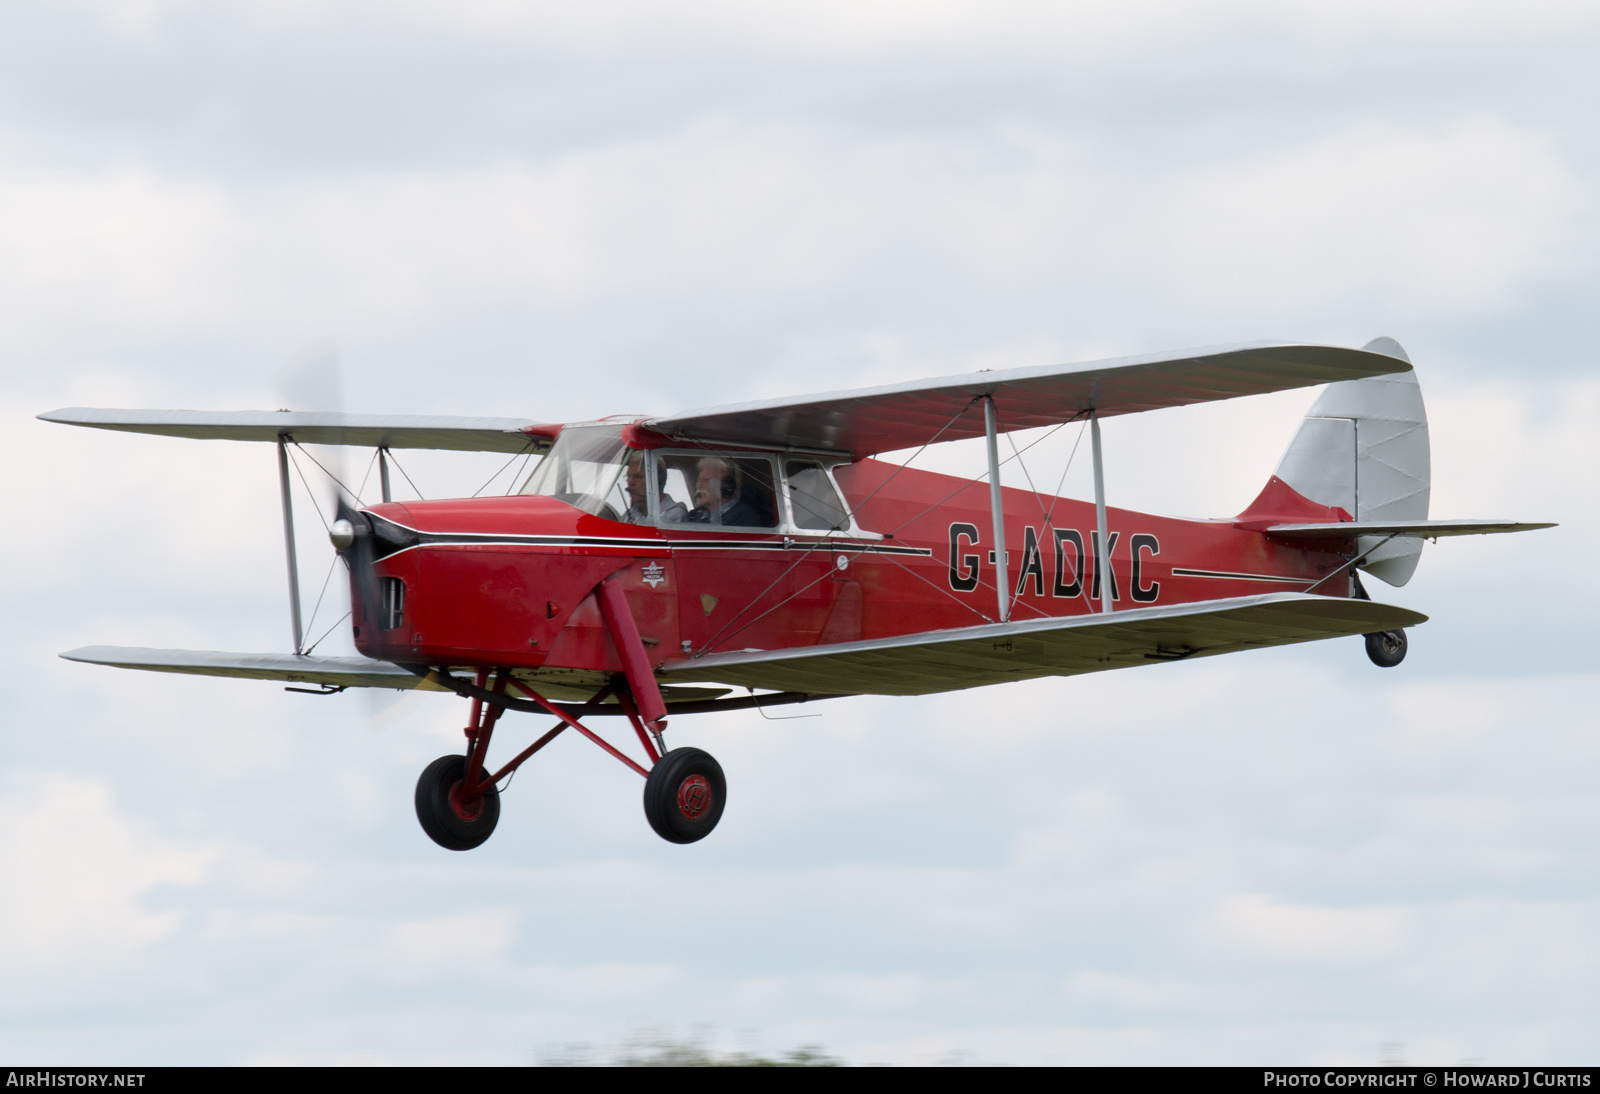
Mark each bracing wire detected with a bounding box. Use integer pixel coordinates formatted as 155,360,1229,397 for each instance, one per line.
504,448,539,495
1040,415,1090,532
353,447,380,505
284,446,333,534
1035,416,1100,612
302,611,353,656
837,400,981,528
384,449,425,500
1002,417,1090,618
301,552,341,644
875,414,1077,545
289,441,361,507
472,442,540,498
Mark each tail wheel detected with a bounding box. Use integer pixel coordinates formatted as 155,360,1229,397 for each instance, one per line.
415,754,501,850
643,747,726,844
1364,629,1407,668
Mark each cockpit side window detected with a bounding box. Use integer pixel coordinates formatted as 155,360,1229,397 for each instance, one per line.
784,460,850,531
656,458,693,524
655,452,779,529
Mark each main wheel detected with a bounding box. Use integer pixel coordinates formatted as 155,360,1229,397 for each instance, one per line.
415,754,501,851
643,747,726,844
1364,629,1407,668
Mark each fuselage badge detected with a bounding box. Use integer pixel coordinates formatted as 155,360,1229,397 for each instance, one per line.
641,561,666,588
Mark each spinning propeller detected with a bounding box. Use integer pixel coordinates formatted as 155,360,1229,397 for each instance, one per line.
274,341,378,641
329,499,381,635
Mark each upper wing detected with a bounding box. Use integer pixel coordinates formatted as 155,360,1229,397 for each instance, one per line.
1267,519,1557,538
648,342,1411,458
662,593,1427,696
37,409,553,454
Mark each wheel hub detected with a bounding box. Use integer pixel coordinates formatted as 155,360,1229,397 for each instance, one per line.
677,774,712,819
449,779,485,822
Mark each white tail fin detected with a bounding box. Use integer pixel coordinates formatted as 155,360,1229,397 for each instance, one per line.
1273,337,1430,586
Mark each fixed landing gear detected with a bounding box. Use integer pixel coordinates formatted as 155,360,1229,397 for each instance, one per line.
1352,572,1408,669
415,753,502,850
412,673,727,850
1364,629,1408,668
643,747,727,844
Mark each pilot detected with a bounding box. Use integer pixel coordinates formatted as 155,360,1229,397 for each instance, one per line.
623,452,687,524
688,456,761,527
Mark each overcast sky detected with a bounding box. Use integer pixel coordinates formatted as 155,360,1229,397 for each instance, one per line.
1,0,1596,1065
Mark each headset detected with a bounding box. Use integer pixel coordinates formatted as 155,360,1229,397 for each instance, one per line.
695,456,741,500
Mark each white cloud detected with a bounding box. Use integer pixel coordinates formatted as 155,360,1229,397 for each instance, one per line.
0,114,1581,383
0,773,212,1008
1129,117,1584,320
1209,894,1412,963
103,0,1600,67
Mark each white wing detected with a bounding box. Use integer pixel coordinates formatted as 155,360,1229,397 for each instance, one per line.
648,341,1412,457
38,408,553,454
663,592,1427,696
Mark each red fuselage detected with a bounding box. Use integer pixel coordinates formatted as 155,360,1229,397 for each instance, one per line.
351,459,1353,677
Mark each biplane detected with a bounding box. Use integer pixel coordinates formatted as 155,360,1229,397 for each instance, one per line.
41,337,1552,850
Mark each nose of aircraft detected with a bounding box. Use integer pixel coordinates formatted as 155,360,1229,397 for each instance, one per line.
348,494,664,670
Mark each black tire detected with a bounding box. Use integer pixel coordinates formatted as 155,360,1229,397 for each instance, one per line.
643,747,726,844
1364,629,1407,668
415,754,501,851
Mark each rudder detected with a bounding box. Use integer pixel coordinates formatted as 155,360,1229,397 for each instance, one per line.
1272,337,1430,586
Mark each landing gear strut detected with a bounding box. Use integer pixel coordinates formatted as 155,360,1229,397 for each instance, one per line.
1352,572,1408,669
412,669,728,849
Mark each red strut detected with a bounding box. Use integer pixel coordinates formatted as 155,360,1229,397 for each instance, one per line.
596,577,668,730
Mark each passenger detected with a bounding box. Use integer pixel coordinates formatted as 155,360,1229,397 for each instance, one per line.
623,452,687,524
688,456,761,527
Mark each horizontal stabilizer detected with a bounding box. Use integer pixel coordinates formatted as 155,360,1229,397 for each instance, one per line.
650,341,1412,457
38,409,553,454
663,592,1426,697
1266,520,1555,539
60,647,441,690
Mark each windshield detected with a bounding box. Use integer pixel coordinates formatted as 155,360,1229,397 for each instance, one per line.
519,425,630,520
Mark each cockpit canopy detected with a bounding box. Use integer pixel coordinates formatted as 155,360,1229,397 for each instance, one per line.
519,423,858,534
518,424,632,518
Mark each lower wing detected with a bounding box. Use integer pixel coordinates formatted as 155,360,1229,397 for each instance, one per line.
60,647,440,690
662,592,1426,696
58,646,731,705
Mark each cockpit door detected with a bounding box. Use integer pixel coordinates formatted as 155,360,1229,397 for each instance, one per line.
658,452,846,655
